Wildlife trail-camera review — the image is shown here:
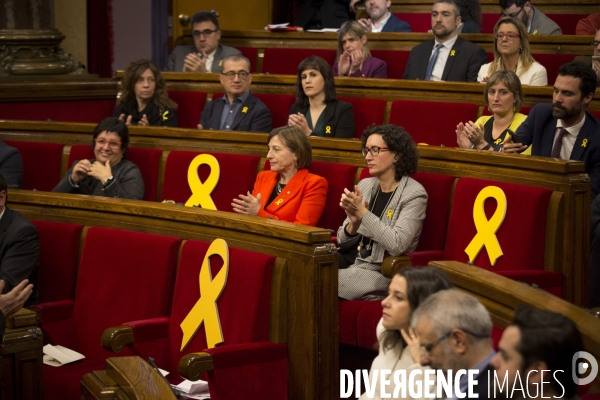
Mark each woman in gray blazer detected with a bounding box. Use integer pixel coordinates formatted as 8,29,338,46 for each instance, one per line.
338,124,427,300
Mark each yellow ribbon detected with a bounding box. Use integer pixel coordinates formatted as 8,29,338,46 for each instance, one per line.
450,50,456,56
162,110,169,121
242,106,248,113
582,139,588,148
532,30,538,35
180,238,230,351
386,209,393,218
275,199,283,206
494,138,502,145
218,60,222,66
464,186,507,266
325,126,331,134
185,154,220,209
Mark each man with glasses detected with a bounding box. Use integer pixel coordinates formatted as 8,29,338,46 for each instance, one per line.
198,55,271,133
499,0,561,35
167,11,241,73
412,289,495,399
574,30,600,87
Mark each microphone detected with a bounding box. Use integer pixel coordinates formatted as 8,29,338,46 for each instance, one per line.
147,357,182,399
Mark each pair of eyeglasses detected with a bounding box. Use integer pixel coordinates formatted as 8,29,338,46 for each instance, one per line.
192,29,218,38
95,138,122,150
592,41,600,47
221,71,250,80
495,32,521,41
361,146,390,157
500,6,523,18
419,329,489,357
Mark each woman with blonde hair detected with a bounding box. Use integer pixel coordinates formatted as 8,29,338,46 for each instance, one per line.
333,21,387,78
477,17,547,86
114,59,178,126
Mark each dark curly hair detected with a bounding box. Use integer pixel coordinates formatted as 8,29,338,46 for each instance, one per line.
361,124,419,180
119,59,177,110
456,0,482,28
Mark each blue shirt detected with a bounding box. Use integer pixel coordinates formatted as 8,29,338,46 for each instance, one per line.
218,91,250,130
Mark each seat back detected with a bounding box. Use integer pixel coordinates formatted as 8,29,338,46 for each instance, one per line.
32,220,84,303
71,227,180,361
161,150,260,211
160,240,276,373
252,93,296,129
238,47,259,73
443,177,553,271
169,90,207,129
0,100,115,123
370,50,411,79
338,97,386,139
393,13,431,32
262,48,337,75
532,53,575,85
389,100,479,147
4,141,63,191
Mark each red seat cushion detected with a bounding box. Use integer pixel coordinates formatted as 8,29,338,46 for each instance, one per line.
169,90,207,129
4,141,63,191
0,100,115,123
369,50,411,80
389,100,479,147
262,48,337,75
67,144,95,168
444,177,552,272
357,301,383,350
339,300,374,346
533,53,579,85
338,97,386,139
253,93,296,129
32,220,83,303
393,13,431,32
161,150,260,211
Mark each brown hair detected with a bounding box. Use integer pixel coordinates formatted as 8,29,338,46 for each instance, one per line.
488,17,535,76
483,70,523,112
119,59,177,110
267,126,313,169
337,21,371,59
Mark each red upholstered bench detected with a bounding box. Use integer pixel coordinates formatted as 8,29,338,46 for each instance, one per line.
161,150,261,211
0,100,115,123
32,227,181,400
262,48,337,75
369,50,411,79
393,13,431,32
389,100,479,147
169,90,207,129
339,97,386,139
103,240,286,400
68,145,162,201
4,141,63,191
31,220,84,304
532,53,578,85
238,46,259,73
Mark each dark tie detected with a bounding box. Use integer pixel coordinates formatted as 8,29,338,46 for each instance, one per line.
425,44,444,81
551,128,569,159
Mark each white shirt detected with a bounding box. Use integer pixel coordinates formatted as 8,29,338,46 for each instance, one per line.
554,116,586,160
477,60,548,86
371,12,392,33
204,48,217,73
430,35,458,81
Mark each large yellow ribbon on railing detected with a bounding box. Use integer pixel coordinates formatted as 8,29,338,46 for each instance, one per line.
464,186,507,266
185,154,220,209
180,238,230,351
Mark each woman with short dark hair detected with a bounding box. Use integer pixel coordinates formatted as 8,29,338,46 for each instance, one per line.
338,124,427,300
288,56,355,138
114,59,178,126
232,126,328,226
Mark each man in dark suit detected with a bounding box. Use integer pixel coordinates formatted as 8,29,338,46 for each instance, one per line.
167,11,240,73
0,173,37,336
198,55,271,133
295,0,351,30
355,0,412,32
0,141,23,189
403,0,487,82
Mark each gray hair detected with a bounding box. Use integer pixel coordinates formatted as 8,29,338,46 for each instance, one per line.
433,0,461,18
222,54,252,72
411,289,492,343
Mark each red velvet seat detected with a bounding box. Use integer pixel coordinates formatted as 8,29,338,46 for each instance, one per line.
338,97,386,139
252,93,296,129
238,47,259,73
34,227,181,400
169,90,207,129
532,53,576,85
262,48,337,75
114,240,286,400
388,100,479,147
31,220,84,304
161,150,260,211
0,100,115,123
67,145,162,201
369,50,411,79
3,141,63,191
393,13,431,32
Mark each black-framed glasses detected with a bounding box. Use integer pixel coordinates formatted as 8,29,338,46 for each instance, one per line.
362,146,390,157
419,329,489,357
495,32,521,41
192,29,218,38
95,138,121,150
500,6,523,18
592,41,600,48
221,71,250,80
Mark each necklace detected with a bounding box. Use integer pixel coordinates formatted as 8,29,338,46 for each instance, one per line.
276,182,285,194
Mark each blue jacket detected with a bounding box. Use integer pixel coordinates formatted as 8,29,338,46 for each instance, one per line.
382,14,411,32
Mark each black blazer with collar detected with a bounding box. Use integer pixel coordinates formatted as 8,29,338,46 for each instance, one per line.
0,207,39,307
289,99,355,138
199,92,272,133
515,103,600,199
403,36,487,82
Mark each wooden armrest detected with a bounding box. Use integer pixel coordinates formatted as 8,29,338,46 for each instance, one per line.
101,326,134,353
6,308,39,329
178,352,214,382
381,256,412,278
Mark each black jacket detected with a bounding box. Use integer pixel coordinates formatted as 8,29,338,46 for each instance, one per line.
289,100,355,138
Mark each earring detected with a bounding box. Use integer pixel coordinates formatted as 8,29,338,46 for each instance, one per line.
519,47,523,53
513,104,516,113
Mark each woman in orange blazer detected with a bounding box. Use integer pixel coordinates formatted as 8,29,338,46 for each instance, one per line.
232,126,328,226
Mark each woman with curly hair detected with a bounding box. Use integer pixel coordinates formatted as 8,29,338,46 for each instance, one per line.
338,124,427,300
456,0,482,33
114,59,179,127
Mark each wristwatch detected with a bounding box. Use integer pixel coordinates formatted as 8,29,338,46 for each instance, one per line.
103,176,114,186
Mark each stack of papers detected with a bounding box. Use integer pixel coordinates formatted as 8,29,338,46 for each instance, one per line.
173,379,210,399
43,344,85,367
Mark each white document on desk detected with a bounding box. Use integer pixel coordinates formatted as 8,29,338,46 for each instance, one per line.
43,344,85,367
173,379,210,399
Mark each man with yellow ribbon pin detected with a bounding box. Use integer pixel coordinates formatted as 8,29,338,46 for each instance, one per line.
186,154,220,209
180,238,229,350
464,186,507,266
